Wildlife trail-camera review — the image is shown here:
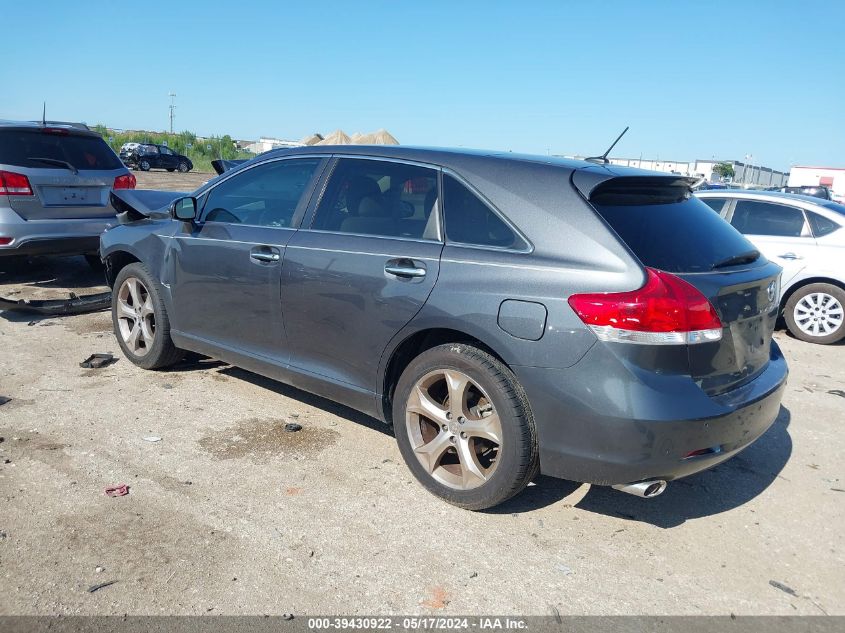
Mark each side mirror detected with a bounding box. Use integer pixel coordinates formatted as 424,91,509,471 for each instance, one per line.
172,197,197,221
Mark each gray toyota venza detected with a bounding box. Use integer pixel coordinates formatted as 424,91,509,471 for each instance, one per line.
101,146,788,510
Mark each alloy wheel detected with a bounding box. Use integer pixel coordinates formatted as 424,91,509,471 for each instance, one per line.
116,277,156,356
793,292,844,337
405,369,503,490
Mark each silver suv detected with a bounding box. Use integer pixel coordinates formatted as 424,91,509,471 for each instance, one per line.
696,189,845,344
0,121,135,266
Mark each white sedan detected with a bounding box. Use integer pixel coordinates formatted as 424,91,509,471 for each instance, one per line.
696,189,845,344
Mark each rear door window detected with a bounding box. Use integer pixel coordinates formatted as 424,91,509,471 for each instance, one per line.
730,200,808,237
312,158,440,240
0,129,123,170
592,188,758,273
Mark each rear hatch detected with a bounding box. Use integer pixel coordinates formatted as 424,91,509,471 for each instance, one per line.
0,127,126,220
587,176,782,395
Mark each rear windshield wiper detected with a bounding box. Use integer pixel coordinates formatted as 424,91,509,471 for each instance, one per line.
29,157,79,175
712,249,760,269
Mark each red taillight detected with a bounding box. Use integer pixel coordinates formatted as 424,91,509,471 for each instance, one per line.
568,268,723,345
113,173,136,190
0,237,12,245
41,127,69,135
0,170,33,196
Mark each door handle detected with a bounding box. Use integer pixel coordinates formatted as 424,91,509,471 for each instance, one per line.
385,259,426,278
250,247,281,263
777,252,802,260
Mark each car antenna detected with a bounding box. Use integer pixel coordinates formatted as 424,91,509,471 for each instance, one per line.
585,126,629,164
41,102,46,126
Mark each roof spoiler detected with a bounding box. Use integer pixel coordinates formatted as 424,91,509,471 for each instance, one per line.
211,159,248,175
572,166,698,201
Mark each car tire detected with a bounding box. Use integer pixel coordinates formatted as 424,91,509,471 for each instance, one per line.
166,168,175,172
111,262,184,369
139,160,151,171
177,162,190,173
393,343,539,510
84,254,104,271
784,283,845,344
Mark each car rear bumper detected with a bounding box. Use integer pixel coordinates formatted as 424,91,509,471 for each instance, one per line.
0,207,113,257
514,340,788,486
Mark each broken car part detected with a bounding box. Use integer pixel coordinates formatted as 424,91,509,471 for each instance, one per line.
0,291,111,315
80,353,116,369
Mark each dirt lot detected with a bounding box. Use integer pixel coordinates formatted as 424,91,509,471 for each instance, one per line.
0,170,843,615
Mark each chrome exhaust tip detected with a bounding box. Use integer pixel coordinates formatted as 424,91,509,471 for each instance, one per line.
612,480,668,498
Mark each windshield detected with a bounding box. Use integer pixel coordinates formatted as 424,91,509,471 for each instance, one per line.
0,130,123,170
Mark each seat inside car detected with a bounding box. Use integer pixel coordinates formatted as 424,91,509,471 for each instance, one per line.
339,176,396,236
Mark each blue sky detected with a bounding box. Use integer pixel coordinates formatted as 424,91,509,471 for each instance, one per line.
3,1,843,169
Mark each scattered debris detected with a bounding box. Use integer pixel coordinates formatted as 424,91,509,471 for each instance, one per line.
469,571,478,578
105,484,129,497
827,389,845,399
831,488,845,493
0,396,10,406
80,353,117,369
181,480,193,485
421,587,450,609
95,567,104,574
289,413,300,419
142,436,162,443
284,422,302,432
0,291,111,316
548,605,562,625
0,531,7,540
282,614,294,621
555,564,573,575
769,580,798,596
87,580,118,593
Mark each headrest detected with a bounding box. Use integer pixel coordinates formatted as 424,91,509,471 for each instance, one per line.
346,176,381,215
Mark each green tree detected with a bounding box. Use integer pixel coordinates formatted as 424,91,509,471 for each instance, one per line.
712,162,735,180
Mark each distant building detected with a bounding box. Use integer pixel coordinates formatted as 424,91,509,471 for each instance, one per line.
604,157,788,187
244,136,304,154
788,166,845,200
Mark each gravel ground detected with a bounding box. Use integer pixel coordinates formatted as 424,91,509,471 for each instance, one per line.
0,172,843,615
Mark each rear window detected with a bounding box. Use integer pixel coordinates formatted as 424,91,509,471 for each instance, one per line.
592,182,758,273
0,129,123,170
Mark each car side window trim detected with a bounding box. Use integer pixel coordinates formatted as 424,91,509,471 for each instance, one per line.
196,155,329,229
300,155,445,243
441,168,533,254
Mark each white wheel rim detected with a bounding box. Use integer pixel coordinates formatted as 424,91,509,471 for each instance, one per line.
793,292,844,337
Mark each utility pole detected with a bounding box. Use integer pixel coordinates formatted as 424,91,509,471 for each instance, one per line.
168,92,177,134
